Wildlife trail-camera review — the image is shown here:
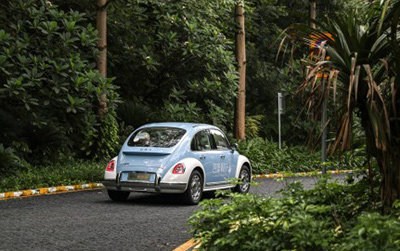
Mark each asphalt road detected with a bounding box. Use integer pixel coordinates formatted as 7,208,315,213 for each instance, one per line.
0,174,349,251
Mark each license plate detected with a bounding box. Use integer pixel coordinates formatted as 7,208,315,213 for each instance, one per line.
127,172,151,181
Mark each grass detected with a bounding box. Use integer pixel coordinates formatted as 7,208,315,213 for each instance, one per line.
0,160,106,193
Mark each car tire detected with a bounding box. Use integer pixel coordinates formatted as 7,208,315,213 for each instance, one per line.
234,165,250,193
107,190,130,202
182,170,203,205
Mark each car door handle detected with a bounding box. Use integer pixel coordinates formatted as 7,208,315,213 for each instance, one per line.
200,156,206,160
220,155,225,159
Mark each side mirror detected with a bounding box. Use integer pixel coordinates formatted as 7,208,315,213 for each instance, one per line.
231,143,238,151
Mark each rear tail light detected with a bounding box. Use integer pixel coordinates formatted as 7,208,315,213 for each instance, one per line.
106,160,115,172
172,163,185,174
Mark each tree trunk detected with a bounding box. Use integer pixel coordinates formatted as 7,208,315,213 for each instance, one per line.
97,0,108,117
234,2,246,140
381,153,400,208
309,1,316,29
376,144,400,208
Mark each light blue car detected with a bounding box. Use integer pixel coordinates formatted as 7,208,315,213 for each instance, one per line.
103,122,251,204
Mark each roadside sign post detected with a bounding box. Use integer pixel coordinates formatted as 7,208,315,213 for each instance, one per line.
278,93,283,150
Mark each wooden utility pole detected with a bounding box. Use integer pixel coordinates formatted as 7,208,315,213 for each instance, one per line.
97,0,108,116
234,1,246,140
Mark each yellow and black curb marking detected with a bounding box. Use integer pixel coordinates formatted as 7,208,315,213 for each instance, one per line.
253,169,354,179
0,183,104,200
0,170,355,201
172,239,200,251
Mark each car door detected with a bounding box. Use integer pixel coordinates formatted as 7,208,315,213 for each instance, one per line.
209,129,235,180
190,129,223,184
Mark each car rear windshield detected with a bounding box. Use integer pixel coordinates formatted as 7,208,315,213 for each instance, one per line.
127,127,186,148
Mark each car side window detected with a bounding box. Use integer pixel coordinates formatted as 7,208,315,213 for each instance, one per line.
210,129,229,150
191,130,212,151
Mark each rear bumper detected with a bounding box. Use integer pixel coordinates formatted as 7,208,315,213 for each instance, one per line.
102,179,187,194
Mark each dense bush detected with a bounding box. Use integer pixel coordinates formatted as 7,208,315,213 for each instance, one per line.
106,0,238,130
0,144,28,175
189,176,400,251
339,213,400,251
238,138,367,174
0,0,119,164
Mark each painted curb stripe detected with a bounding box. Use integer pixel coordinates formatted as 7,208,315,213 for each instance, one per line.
253,169,354,180
0,183,105,200
1,170,355,201
172,238,199,251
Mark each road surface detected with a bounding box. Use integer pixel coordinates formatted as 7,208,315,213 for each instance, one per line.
0,175,349,251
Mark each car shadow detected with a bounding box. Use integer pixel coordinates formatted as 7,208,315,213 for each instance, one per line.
96,190,219,207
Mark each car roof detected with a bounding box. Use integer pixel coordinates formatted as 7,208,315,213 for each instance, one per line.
139,122,218,131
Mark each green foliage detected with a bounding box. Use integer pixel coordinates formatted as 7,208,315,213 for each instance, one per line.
49,0,359,143
238,138,366,174
56,0,239,130
117,99,156,129
339,213,400,251
189,176,399,251
162,88,204,123
0,0,119,164
190,193,335,251
245,115,264,139
104,0,238,129
244,0,353,141
0,144,27,175
80,111,120,161
0,160,105,192
245,0,288,139
281,0,400,206
95,112,120,160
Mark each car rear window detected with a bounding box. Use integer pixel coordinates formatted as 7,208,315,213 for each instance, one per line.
127,127,186,148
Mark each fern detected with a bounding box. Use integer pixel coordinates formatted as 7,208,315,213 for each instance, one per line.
245,115,265,139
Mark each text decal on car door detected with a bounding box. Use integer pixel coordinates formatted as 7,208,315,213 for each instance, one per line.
212,162,230,173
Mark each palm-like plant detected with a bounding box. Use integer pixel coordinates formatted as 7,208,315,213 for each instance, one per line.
281,0,400,206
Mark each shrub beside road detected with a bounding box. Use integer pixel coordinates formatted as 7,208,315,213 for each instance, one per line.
189,175,400,250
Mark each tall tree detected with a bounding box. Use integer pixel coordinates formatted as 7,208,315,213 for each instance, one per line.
234,0,247,140
97,0,108,117
309,1,316,28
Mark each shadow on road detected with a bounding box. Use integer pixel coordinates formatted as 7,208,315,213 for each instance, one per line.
95,190,219,207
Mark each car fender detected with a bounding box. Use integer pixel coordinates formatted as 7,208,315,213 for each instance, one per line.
104,156,118,180
235,155,252,181
162,158,205,186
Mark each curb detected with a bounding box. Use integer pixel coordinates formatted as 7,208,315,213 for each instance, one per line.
253,169,354,179
172,239,200,251
0,170,355,201
0,183,104,200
